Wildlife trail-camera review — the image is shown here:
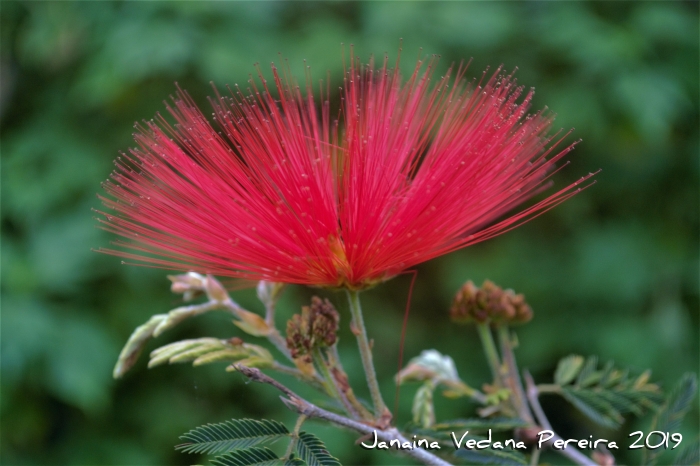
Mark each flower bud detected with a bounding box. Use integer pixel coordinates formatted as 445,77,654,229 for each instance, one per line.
167,272,206,301
450,280,533,326
286,297,339,361
205,274,229,303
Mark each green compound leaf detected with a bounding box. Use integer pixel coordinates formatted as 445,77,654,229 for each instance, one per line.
414,417,529,438
644,373,698,466
454,447,527,465
295,432,341,466
283,455,308,466
575,356,599,388
560,389,621,429
554,355,585,385
177,419,289,455
672,438,699,466
209,447,282,466
655,373,697,433
552,356,663,429
413,381,436,428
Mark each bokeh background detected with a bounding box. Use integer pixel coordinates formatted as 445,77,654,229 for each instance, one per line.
2,2,698,465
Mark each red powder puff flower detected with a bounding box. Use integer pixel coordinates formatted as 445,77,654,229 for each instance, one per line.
97,52,595,290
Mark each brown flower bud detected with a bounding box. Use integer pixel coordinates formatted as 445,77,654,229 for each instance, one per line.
450,280,533,326
286,297,339,361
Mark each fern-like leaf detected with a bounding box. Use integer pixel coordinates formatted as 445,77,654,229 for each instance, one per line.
673,438,699,466
210,447,281,466
554,355,584,385
415,417,528,437
177,419,289,455
656,373,697,433
575,356,599,387
560,388,621,428
454,447,527,465
295,432,340,466
644,373,698,465
552,355,663,429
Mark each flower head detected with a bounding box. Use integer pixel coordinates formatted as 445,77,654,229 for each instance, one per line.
286,297,340,362
97,50,595,290
450,279,533,325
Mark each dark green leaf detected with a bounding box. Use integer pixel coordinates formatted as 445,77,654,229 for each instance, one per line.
656,373,697,433
673,438,699,466
554,356,662,431
644,373,698,465
295,432,341,466
560,389,620,429
177,419,289,455
424,417,529,434
283,454,307,466
454,448,527,465
210,447,282,466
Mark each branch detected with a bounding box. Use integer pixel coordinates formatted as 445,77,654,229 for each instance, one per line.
234,365,452,466
498,326,534,423
524,371,598,466
221,298,292,361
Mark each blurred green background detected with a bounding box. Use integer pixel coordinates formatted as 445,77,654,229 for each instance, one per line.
2,2,698,465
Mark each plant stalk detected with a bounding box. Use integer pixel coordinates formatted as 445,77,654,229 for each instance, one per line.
312,348,358,417
524,371,597,466
477,323,502,385
346,290,389,419
497,325,534,423
284,414,307,458
236,365,451,466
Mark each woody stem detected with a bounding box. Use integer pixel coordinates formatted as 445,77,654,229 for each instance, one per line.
346,290,389,419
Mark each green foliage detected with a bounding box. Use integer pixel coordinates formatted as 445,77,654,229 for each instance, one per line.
210,447,287,466
644,373,698,465
673,438,699,466
413,417,529,437
551,355,663,428
453,448,527,465
654,373,698,433
149,338,273,371
554,355,585,385
295,432,341,466
177,419,289,455
410,418,528,465
412,382,436,428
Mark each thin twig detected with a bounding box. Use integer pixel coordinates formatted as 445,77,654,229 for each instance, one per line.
524,371,597,466
498,326,534,423
235,365,452,466
284,414,307,458
221,298,292,360
328,345,373,420
346,290,390,420
313,348,358,417
476,323,502,385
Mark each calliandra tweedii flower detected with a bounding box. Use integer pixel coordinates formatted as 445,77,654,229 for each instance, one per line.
97,52,596,290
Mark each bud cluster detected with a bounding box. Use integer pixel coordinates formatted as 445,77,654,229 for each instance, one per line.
286,297,340,362
450,280,533,325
